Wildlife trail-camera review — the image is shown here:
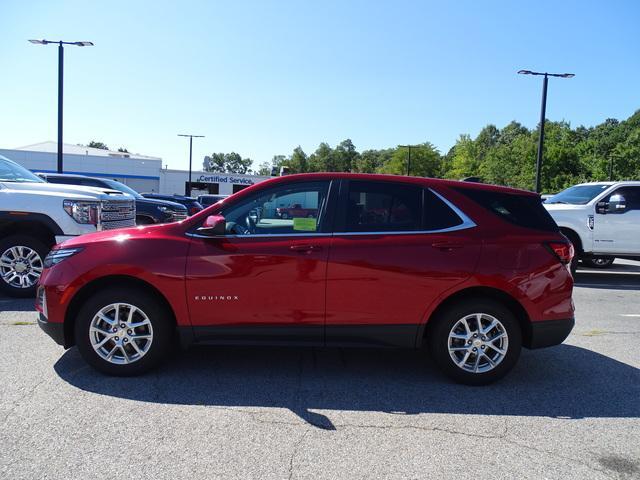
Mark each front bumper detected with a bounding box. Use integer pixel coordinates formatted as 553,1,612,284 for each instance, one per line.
37,313,66,347
525,317,575,349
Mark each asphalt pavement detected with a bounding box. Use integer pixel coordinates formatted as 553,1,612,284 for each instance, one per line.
1,261,639,479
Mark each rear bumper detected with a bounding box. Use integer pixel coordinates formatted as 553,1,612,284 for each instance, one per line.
37,313,66,347
525,317,575,349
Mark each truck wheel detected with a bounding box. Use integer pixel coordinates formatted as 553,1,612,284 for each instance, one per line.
582,256,615,269
0,235,49,298
428,298,522,385
74,288,173,376
281,212,289,219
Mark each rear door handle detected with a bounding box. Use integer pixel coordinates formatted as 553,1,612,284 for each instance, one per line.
290,244,321,253
431,241,465,251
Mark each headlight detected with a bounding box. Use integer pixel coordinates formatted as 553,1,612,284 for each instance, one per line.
157,206,169,213
63,200,99,224
43,247,83,268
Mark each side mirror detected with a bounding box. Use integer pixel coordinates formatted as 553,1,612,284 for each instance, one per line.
197,215,226,236
608,194,627,213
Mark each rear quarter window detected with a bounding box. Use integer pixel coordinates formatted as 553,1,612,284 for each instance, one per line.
455,188,558,232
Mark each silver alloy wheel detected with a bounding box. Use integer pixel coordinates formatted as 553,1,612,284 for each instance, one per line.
0,246,43,289
89,303,154,365
448,313,509,373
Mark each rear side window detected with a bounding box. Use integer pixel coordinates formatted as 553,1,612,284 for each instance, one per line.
423,189,464,230
455,188,558,232
345,181,421,232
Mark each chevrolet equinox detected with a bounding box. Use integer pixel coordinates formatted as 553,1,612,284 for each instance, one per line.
36,173,575,385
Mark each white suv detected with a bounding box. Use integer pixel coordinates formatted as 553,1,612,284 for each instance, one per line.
544,181,640,270
0,154,135,297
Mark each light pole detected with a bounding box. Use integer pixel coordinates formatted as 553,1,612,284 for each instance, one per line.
178,134,205,196
29,39,94,173
517,70,574,193
398,145,420,176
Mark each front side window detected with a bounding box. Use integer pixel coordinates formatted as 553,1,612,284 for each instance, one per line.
344,181,422,232
222,181,330,235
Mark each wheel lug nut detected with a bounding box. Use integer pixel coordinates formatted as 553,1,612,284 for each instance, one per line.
112,328,117,333
473,334,478,338
123,338,128,343
472,347,477,352
481,345,485,349
120,324,126,328
127,329,132,335
114,336,119,340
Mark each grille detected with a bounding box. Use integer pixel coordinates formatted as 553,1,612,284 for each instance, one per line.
171,212,188,222
100,200,136,230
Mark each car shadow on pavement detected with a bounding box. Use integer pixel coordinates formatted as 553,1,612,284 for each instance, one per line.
0,295,36,312
54,343,640,429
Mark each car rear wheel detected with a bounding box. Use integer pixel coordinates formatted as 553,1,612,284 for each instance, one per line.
582,256,615,269
428,298,522,385
74,288,172,375
0,235,48,298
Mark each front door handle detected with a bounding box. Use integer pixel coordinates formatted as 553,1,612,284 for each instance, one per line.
431,241,465,251
290,244,321,253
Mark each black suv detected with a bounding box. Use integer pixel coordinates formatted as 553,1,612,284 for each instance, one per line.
197,194,229,207
38,173,188,225
141,193,203,215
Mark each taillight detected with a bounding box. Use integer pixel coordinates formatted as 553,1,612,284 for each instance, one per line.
546,241,574,265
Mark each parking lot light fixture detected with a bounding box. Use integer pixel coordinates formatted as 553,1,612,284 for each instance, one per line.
517,69,575,193
28,39,94,173
178,134,205,196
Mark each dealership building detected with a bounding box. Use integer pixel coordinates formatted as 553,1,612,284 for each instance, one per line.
0,142,271,197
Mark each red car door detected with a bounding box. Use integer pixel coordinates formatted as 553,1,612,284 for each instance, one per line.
185,180,335,344
325,180,481,347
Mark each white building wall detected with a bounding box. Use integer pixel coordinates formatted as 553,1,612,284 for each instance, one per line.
0,148,161,192
159,169,272,196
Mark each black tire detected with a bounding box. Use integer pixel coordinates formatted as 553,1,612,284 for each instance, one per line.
281,212,289,219
74,287,173,376
427,298,522,385
136,215,155,226
0,234,50,298
582,256,615,269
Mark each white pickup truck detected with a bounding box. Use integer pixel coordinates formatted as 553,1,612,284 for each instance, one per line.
544,181,640,270
0,154,135,297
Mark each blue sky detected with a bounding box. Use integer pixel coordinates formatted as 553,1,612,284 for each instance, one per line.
1,0,639,170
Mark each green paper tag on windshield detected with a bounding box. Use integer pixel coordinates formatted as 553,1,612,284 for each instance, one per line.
293,217,317,231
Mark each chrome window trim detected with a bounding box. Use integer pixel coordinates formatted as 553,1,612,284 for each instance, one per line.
186,187,476,239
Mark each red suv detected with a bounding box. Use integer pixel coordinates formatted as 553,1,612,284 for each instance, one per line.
36,173,575,385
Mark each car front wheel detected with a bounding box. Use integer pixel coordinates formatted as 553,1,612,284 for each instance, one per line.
74,288,172,375
428,298,522,385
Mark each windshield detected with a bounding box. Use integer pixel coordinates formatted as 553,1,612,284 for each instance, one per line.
102,179,142,198
546,184,611,205
0,155,45,183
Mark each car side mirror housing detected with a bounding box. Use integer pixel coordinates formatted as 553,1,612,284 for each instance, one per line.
197,215,226,236
608,194,627,213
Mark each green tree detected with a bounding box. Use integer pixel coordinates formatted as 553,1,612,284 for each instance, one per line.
288,147,308,173
379,143,441,177
88,141,109,150
203,152,253,174
308,142,337,172
334,139,359,172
